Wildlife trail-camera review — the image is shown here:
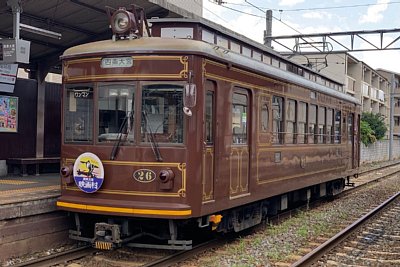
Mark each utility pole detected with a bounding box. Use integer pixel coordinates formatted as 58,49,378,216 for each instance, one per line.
389,73,396,160
264,9,272,48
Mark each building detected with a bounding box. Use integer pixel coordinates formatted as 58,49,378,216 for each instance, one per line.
168,0,202,17
377,69,400,138
287,52,390,135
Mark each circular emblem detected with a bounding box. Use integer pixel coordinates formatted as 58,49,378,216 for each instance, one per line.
133,169,156,183
73,152,104,193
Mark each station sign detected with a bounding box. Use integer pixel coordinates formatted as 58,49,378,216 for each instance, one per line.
0,63,18,93
0,39,30,64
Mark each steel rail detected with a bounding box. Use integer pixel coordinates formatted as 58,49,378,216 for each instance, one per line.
358,160,400,176
141,238,221,267
13,245,94,267
292,191,400,267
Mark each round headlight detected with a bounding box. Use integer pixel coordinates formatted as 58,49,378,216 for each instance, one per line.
159,169,175,183
111,10,134,34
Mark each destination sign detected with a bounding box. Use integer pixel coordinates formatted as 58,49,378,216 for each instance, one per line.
101,57,133,68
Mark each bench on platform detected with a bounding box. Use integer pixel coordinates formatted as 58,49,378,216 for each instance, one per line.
6,157,60,176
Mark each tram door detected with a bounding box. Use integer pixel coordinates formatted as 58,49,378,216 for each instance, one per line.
230,88,250,198
349,113,359,168
202,81,216,202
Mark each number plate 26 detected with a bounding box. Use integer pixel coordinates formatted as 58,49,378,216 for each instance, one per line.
133,169,156,183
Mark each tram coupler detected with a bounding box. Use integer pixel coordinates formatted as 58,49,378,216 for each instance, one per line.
93,222,122,250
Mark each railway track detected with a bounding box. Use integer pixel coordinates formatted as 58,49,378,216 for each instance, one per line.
293,191,400,266
11,246,94,267
11,161,400,267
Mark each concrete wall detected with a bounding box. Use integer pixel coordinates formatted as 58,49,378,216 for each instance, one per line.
168,0,202,16
360,139,400,164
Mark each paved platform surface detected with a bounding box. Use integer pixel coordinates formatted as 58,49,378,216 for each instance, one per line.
0,173,60,205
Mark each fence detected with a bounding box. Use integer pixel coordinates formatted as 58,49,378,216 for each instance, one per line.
360,139,400,164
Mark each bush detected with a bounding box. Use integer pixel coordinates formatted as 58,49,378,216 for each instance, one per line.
360,120,376,146
360,112,387,145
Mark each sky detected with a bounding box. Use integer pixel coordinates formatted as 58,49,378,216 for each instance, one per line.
202,0,400,74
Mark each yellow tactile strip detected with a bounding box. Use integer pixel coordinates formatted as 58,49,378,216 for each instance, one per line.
0,185,59,196
0,179,37,185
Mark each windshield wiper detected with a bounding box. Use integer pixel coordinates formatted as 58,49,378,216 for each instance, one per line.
142,110,163,162
110,110,134,160
110,116,127,160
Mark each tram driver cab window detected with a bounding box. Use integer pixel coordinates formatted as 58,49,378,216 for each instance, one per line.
64,84,94,143
141,83,184,144
97,83,135,143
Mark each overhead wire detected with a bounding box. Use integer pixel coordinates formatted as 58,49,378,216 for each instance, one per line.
207,0,348,74
222,1,400,13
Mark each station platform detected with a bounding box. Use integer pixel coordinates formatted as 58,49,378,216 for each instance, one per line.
0,173,60,220
0,173,71,262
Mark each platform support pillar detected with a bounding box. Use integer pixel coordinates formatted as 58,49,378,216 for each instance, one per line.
29,66,48,158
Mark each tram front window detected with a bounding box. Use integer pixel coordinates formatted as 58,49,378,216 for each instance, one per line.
141,83,184,144
64,84,94,143
98,83,135,143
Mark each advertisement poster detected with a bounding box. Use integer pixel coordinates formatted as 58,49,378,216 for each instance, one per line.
0,95,18,132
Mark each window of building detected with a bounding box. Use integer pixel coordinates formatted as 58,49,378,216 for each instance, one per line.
395,116,400,126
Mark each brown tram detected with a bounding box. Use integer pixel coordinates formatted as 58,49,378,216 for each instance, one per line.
57,7,360,250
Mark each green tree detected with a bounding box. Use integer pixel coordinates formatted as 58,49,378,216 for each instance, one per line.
360,112,387,145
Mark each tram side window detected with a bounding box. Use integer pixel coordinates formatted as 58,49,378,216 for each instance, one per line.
334,110,341,143
97,83,135,143
297,102,307,144
326,108,334,143
232,92,248,144
64,84,93,143
272,96,284,144
309,104,317,144
260,102,269,133
318,107,326,143
141,83,184,144
205,90,214,144
286,99,296,144
348,113,354,145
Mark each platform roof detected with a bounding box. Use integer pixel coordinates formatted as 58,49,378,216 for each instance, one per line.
0,0,195,74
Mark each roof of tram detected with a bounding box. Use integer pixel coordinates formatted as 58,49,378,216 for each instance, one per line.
0,0,196,73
